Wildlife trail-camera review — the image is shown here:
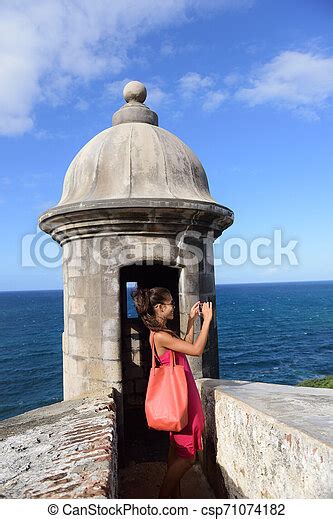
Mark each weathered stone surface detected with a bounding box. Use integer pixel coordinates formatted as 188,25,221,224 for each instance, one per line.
0,389,117,499
68,276,102,298
182,272,200,294
118,460,215,499
199,273,215,294
55,122,218,206
69,297,87,315
74,316,102,338
197,378,333,499
102,318,119,339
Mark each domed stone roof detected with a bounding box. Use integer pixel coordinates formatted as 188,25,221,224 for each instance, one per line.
38,81,234,244
57,81,217,207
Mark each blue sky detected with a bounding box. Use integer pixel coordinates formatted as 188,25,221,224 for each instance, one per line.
0,0,332,291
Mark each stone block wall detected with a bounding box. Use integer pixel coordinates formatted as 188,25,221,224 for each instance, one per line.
62,238,122,401
122,322,148,410
62,234,219,415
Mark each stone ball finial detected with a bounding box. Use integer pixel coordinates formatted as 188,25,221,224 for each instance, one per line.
123,81,147,104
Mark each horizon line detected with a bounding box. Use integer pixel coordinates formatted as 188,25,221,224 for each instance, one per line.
0,278,332,293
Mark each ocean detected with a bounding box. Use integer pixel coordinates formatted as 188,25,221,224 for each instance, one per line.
0,281,332,421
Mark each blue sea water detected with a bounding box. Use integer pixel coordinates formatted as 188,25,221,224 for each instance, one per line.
0,281,332,421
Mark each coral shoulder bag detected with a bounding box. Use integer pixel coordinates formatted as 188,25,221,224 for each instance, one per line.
145,331,188,432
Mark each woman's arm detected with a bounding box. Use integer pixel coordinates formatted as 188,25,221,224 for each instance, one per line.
183,300,200,343
184,315,195,343
155,303,212,357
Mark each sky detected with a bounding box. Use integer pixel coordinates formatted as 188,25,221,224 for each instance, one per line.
0,0,332,291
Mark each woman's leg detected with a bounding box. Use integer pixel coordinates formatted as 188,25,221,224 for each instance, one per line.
167,441,181,498
167,441,178,468
158,452,196,498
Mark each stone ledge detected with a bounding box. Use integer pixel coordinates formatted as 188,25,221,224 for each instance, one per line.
197,378,333,445
0,388,117,499
196,379,333,499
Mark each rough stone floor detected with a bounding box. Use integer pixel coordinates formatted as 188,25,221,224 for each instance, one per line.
118,460,215,499
119,411,215,499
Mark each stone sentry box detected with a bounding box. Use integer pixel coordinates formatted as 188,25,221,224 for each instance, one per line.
38,81,234,464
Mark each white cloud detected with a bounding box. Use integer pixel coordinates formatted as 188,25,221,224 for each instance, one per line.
75,99,89,111
160,40,200,57
223,72,243,86
147,85,168,107
178,72,227,112
202,90,228,112
190,0,254,10
178,72,215,100
235,50,333,118
160,42,175,57
0,0,253,137
105,78,132,101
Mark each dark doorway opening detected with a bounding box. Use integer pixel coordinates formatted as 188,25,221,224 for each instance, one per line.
119,263,181,467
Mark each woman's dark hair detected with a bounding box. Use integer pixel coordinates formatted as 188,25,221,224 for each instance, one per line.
130,286,180,339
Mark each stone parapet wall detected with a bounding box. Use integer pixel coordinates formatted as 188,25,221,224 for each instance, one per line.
0,388,117,499
2,378,329,499
197,378,333,499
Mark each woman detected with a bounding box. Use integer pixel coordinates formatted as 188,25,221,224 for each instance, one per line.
131,286,212,499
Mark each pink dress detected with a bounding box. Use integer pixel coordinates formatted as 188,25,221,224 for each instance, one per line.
150,331,205,459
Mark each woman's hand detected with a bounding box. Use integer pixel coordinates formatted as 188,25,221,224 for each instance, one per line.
201,301,213,323
188,300,201,320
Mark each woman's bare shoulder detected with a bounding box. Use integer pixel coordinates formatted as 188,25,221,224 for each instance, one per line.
154,330,172,338
153,331,170,356
154,331,172,344
154,330,198,356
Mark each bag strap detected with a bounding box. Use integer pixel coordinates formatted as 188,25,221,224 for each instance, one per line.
149,332,160,371
150,332,161,365
150,331,176,371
